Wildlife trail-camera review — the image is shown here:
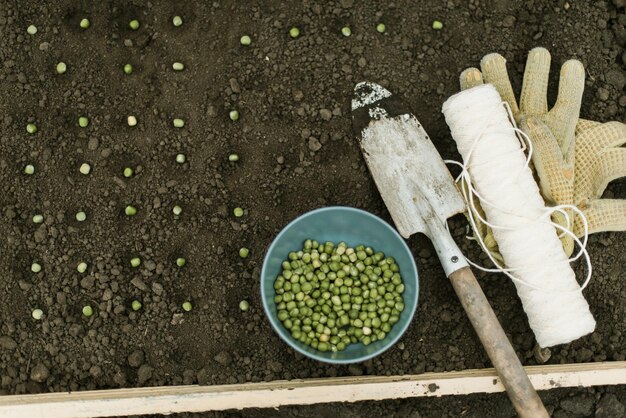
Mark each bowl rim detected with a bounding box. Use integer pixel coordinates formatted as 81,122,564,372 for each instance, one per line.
260,206,419,364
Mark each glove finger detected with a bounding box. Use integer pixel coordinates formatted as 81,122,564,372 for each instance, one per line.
576,118,601,136
545,59,585,160
574,199,626,237
460,67,484,90
519,47,551,117
577,148,626,201
479,53,520,116
578,121,626,149
575,121,626,202
596,148,626,197
521,116,574,205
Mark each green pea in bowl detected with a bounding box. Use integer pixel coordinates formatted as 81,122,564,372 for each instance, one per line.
261,206,419,364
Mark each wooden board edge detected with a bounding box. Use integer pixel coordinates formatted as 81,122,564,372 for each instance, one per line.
1,361,625,418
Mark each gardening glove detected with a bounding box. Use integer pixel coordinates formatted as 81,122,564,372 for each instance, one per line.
458,47,626,257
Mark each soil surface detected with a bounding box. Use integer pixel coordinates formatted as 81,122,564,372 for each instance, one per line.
1,0,625,416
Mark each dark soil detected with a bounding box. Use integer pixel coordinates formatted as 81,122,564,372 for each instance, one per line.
1,0,625,416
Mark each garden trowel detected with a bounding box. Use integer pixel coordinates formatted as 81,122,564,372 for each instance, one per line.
352,82,548,418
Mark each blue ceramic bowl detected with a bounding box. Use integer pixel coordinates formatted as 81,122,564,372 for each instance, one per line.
261,206,419,364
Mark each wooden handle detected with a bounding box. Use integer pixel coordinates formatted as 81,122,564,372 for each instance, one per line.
448,266,549,418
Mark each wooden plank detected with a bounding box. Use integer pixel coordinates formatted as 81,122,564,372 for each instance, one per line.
1,362,625,418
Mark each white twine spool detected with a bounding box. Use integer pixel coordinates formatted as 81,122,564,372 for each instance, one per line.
442,84,596,348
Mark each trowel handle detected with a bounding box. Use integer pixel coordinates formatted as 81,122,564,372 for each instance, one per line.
448,267,549,418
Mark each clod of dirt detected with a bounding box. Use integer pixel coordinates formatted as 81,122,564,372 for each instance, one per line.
559,395,595,416
595,393,626,418
597,87,610,101
89,365,103,378
214,351,232,366
112,370,126,386
605,69,625,91
30,364,49,383
348,365,363,376
267,361,283,373
308,137,322,152
127,350,145,368
319,109,332,121
137,364,153,385
0,336,17,350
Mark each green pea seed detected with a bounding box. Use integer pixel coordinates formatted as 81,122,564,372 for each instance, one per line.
80,18,90,29
79,163,91,175
289,26,300,38
182,301,192,312
56,62,67,74
132,300,142,311
82,305,93,317
129,19,140,30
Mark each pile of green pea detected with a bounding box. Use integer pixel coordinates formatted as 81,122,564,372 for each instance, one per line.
273,240,405,353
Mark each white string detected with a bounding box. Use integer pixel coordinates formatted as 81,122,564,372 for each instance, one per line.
441,84,596,348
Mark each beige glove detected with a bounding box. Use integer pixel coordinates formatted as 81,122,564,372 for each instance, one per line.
459,47,626,256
